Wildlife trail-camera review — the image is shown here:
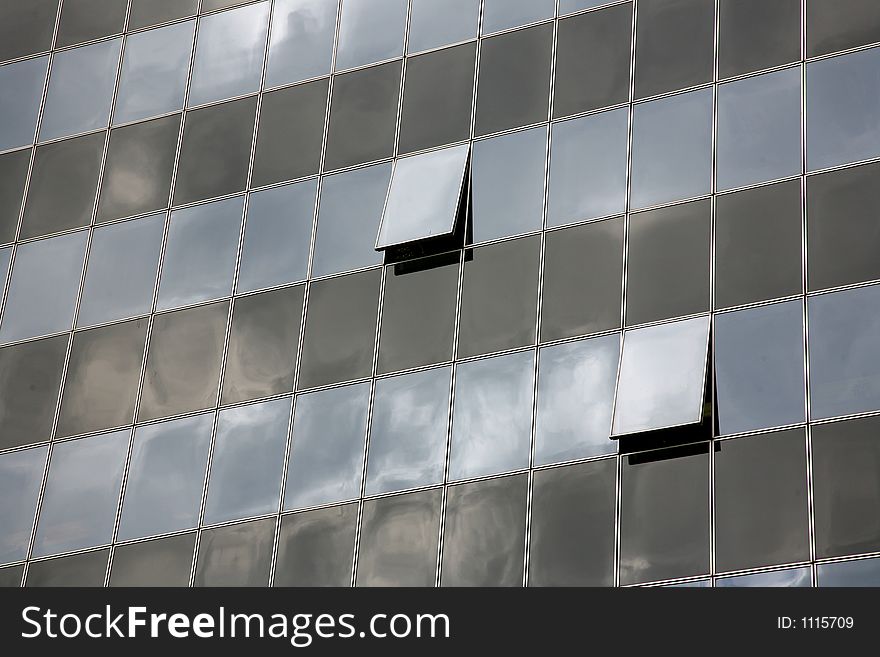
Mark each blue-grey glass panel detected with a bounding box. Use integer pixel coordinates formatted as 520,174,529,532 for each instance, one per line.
0,446,47,564
449,350,534,481
78,213,164,327
204,398,291,525
716,568,811,588
33,431,128,557
284,382,369,510
274,504,357,586
0,230,88,344
365,367,450,495
194,518,274,587
312,162,389,277
109,533,196,587
188,1,270,107
715,301,806,435
266,0,337,87
238,181,314,293
471,126,545,243
717,67,801,191
114,21,194,125
377,144,468,248
548,108,628,226
0,56,48,151
118,414,213,541
612,316,710,436
335,0,406,71
0,0,60,63
157,196,243,311
630,87,713,209
818,558,880,587
482,0,555,34
808,284,880,419
535,335,618,465
408,0,478,53
39,38,122,142
807,48,880,172
26,549,108,587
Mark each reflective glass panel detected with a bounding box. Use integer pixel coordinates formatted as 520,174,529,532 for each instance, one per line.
716,568,811,588
265,0,337,87
194,518,274,587
818,558,880,587
408,0,478,53
718,0,800,79
0,56,48,151
0,0,59,63
807,0,880,58
274,505,357,586
0,565,22,588
56,0,126,48
0,149,30,244
0,446,47,564
129,0,198,30
26,549,108,587
109,533,196,587
335,0,406,71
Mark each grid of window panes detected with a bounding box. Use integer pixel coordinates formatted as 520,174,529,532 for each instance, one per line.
3,0,880,588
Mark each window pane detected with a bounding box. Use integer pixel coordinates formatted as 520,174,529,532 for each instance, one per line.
0,149,30,244
528,460,616,586
377,144,469,249
715,180,802,308
540,218,623,341
56,0,126,48
812,415,880,557
807,0,880,58
634,0,714,99
109,533,195,587
559,0,619,15
612,316,710,436
325,61,400,171
188,2,269,107
78,214,164,328
631,88,713,209
284,382,369,510
0,230,88,344
0,446,47,564
715,301,805,435
450,350,534,481
26,549,108,587
553,4,631,118
482,0,554,34
118,413,213,541
441,475,527,587
625,199,711,326
535,335,618,465
0,0,59,63
21,132,104,240
312,163,390,277
807,48,880,172
204,398,291,525
471,126,546,243
408,0,478,53
0,565,22,588
620,450,709,585
194,518,274,587
808,162,880,292
266,0,337,87
474,24,553,136
39,38,122,142
366,367,450,495
458,236,540,358
97,114,181,223
808,284,880,419
129,0,198,30
252,78,327,186
298,270,380,389
335,0,406,71
0,336,67,450
717,68,801,191
113,20,194,125
398,43,475,155
715,430,809,572
548,109,627,226
719,0,800,79
57,319,148,438
221,286,304,404
238,181,315,293
138,302,228,422
818,558,880,587
173,96,257,206
0,56,48,151
157,196,243,311
716,567,811,588
33,431,128,557
356,489,441,587
274,504,357,586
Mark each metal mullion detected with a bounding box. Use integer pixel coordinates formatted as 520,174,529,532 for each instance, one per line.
708,0,720,582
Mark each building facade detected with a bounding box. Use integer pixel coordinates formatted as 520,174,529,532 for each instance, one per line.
2,0,880,588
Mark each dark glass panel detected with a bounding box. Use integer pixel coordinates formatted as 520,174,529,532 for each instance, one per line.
26,549,109,587
56,0,127,48
128,0,199,30
0,0,60,62
109,533,196,587
0,149,31,244
274,505,357,587
194,518,275,587
807,0,880,57
718,0,800,79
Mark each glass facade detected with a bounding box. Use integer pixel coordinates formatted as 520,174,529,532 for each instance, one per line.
0,0,879,589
